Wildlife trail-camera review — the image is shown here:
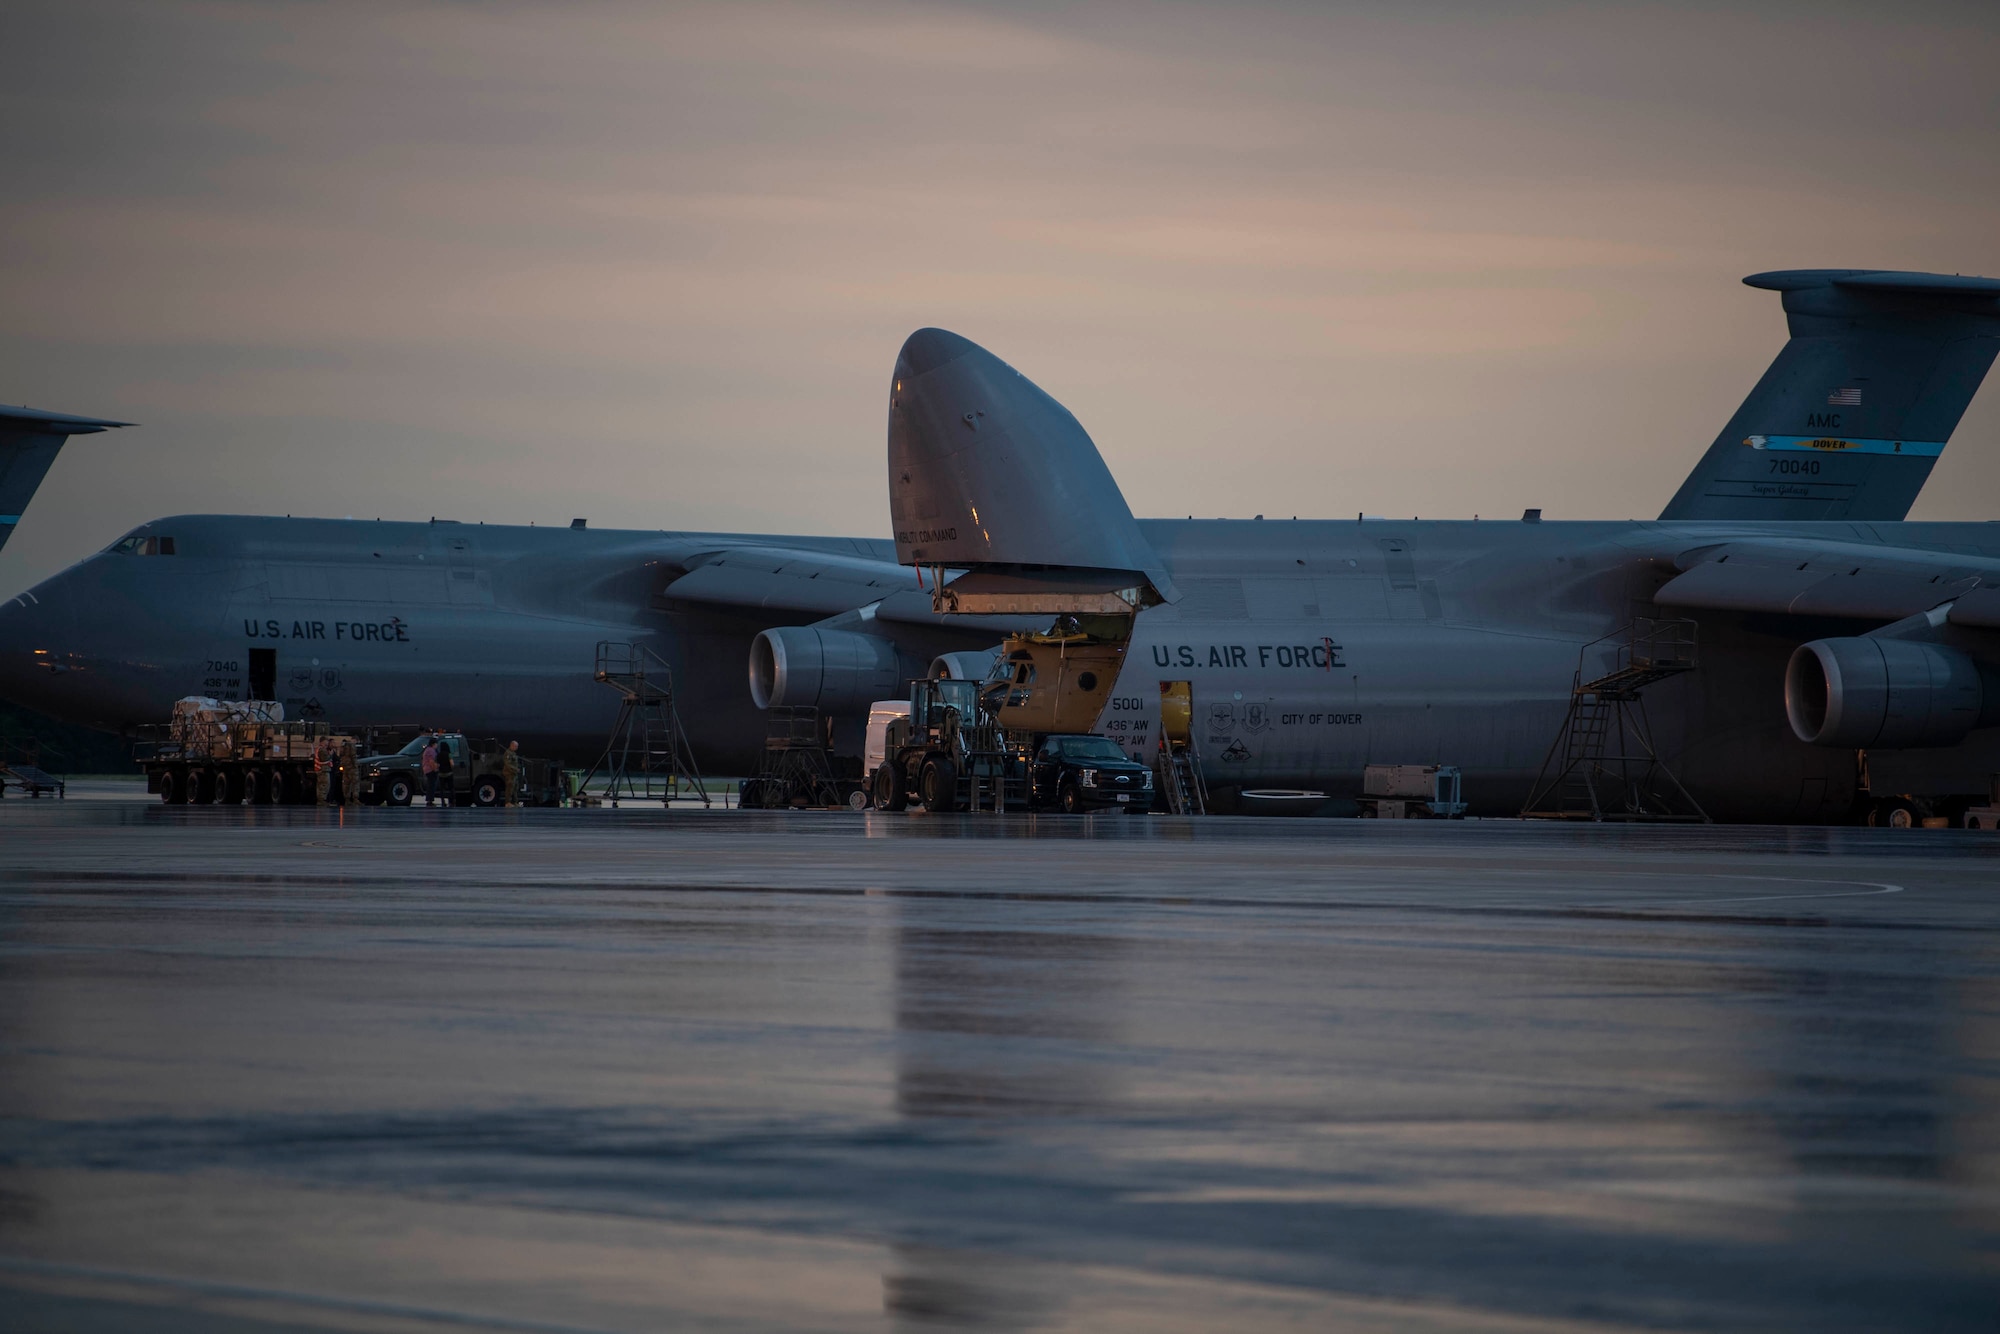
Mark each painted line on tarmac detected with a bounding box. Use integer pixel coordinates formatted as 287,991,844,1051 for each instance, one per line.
1615,878,1906,908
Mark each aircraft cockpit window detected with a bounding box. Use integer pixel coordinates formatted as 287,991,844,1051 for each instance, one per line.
109,535,176,556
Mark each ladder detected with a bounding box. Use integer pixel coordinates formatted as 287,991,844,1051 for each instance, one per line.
750,706,845,808
1522,618,1708,822
577,641,709,807
1156,735,1210,815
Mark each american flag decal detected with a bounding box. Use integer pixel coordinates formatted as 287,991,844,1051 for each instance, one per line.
1827,387,1862,406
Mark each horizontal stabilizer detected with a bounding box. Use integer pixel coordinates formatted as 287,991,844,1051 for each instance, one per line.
887,328,1176,602
0,404,130,554
1660,270,2000,522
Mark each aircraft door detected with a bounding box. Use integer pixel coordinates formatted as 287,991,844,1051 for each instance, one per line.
1160,681,1191,745
248,648,277,701
437,531,488,606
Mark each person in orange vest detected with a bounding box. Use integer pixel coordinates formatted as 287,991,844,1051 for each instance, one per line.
313,738,332,806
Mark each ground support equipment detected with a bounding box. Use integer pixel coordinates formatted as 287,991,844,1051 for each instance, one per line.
577,641,709,808
1522,618,1708,822
0,743,65,798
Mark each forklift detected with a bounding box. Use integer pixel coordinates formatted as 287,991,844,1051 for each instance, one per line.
871,676,1025,813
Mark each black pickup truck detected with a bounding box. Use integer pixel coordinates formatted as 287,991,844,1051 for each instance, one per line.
1030,734,1154,814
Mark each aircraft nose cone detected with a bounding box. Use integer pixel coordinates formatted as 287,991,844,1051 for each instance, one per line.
0,591,47,707
885,327,1175,598
895,328,982,380
0,583,78,716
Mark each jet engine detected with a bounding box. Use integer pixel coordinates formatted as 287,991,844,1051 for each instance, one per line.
1785,637,1986,748
929,649,1000,682
749,626,904,713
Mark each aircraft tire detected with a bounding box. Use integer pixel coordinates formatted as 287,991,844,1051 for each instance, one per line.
873,763,907,812
920,756,958,813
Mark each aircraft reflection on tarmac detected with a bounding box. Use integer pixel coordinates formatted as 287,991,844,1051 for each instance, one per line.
1,809,1997,1327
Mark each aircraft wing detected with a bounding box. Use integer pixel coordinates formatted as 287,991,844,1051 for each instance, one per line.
1654,538,2000,627
657,545,921,617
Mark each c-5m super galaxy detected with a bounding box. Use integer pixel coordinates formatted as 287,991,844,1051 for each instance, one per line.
0,267,1996,820
851,269,2000,823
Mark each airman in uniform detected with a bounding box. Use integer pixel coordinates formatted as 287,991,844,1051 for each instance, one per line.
334,737,354,807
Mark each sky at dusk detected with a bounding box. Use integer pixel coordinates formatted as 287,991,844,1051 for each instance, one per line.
3,0,1997,597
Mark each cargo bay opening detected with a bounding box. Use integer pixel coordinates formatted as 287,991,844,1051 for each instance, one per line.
925,565,1160,739
847,564,1178,814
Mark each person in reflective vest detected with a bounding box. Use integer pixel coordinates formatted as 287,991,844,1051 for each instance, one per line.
313,738,333,805
421,736,440,807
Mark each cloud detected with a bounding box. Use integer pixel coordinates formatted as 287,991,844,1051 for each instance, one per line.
1,0,1996,595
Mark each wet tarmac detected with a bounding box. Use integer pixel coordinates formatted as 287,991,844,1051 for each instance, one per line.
2,804,1997,1331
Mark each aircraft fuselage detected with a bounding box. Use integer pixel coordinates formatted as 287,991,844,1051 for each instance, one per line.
6,512,1999,819
1102,516,2000,820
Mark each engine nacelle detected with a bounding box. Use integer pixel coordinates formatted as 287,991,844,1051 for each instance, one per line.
1785,637,1985,749
749,626,903,713
930,649,1000,682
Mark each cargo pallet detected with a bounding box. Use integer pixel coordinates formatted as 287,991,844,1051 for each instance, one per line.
136,717,351,805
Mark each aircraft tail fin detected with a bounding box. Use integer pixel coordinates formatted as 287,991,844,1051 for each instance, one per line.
887,328,1176,601
1660,270,2000,521
0,404,129,554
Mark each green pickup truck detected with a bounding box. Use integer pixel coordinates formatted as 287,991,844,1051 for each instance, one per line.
356,734,564,807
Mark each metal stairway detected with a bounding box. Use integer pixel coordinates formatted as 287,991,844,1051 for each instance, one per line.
1156,736,1210,816
577,641,709,807
1522,618,1708,822
749,705,845,808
